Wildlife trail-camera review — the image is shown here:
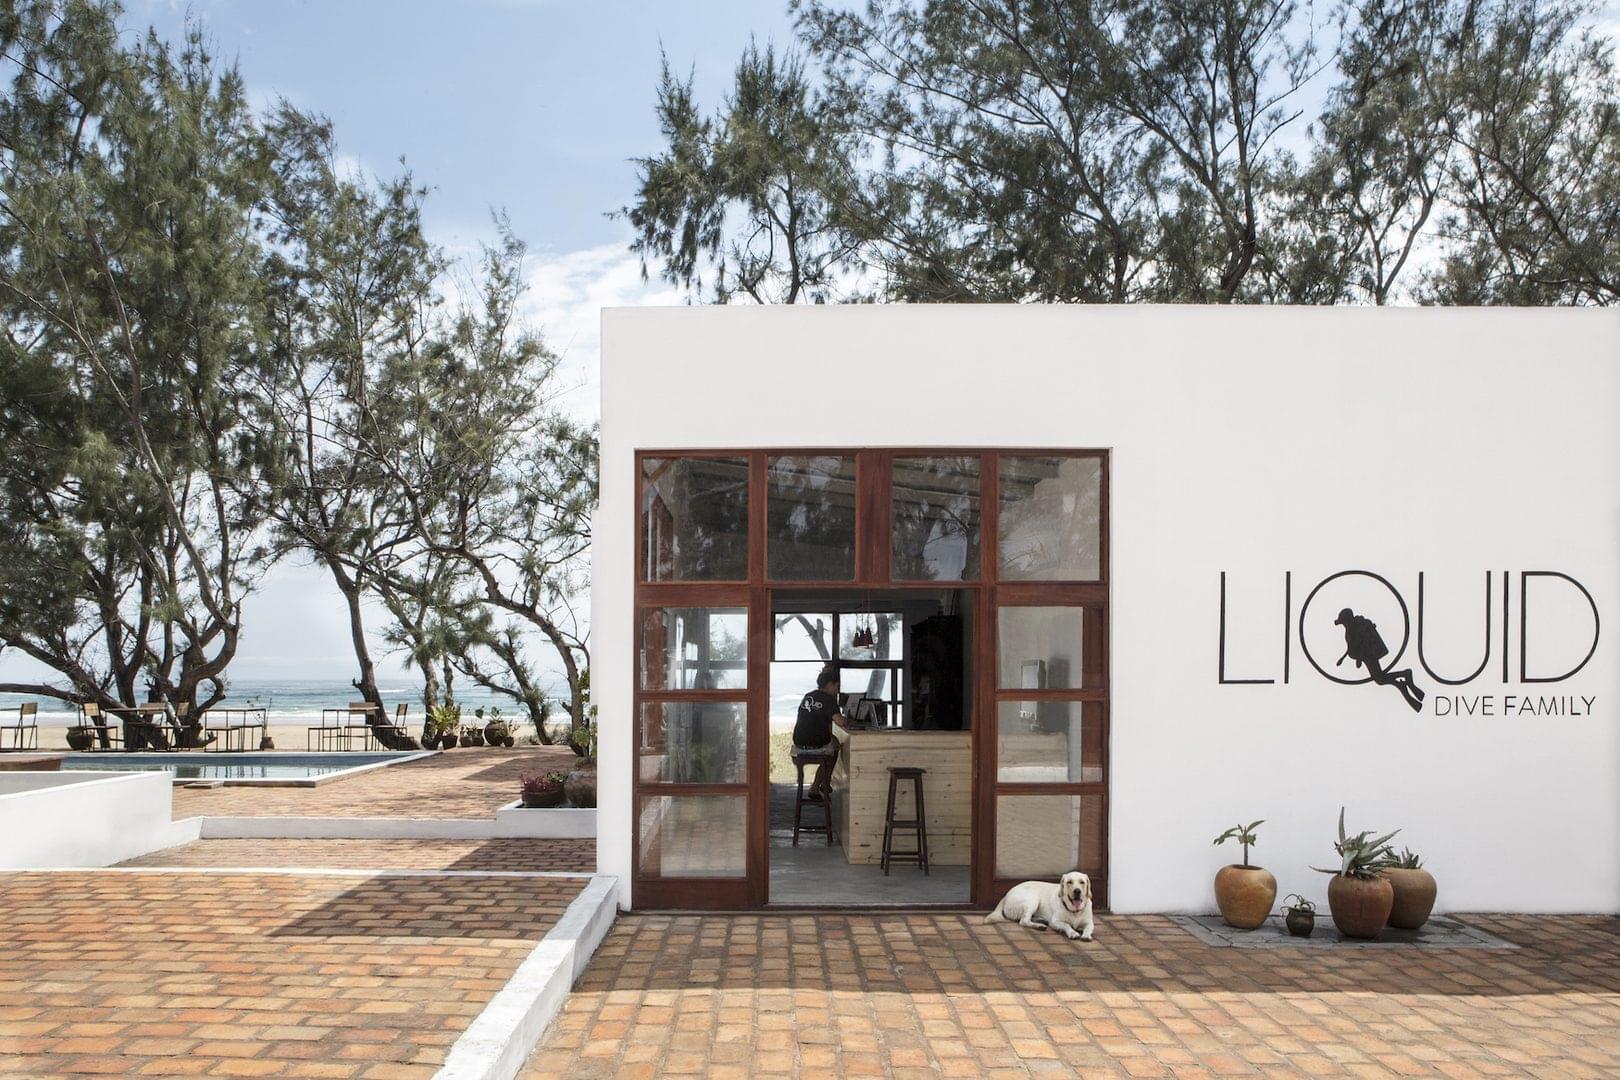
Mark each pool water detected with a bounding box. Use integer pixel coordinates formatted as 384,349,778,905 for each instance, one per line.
60,752,415,782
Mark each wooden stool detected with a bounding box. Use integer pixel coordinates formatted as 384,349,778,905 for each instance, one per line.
881,766,930,875
791,751,837,847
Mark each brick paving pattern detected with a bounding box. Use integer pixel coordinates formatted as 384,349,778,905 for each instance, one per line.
171,746,579,821
120,838,595,874
0,870,582,1079
528,912,1620,1078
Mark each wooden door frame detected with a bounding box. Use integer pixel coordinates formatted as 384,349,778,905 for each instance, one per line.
632,448,1110,911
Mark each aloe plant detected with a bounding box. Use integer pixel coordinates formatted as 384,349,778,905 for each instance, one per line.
1313,807,1399,879
1212,819,1264,867
1388,847,1424,870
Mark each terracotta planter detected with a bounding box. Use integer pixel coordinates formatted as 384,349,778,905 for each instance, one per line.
65,726,94,752
564,767,597,809
484,722,508,746
521,787,565,808
420,734,440,751
1284,908,1316,938
502,737,515,748
1213,865,1277,930
1327,874,1394,939
463,730,485,747
1384,867,1438,930
440,734,459,749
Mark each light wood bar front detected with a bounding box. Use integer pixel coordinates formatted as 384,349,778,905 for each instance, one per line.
830,720,971,865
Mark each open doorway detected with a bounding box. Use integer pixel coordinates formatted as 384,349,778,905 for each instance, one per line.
768,588,974,906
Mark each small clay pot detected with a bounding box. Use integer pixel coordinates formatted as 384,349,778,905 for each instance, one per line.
502,736,515,748
440,734,459,749
522,787,565,808
1327,874,1394,939
464,730,485,747
1383,867,1438,930
1284,907,1316,938
420,734,439,751
65,726,94,752
564,767,597,809
1213,865,1277,930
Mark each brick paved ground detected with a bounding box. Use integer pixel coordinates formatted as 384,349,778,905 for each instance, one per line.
121,838,595,874
0,870,583,1079
171,746,579,821
527,912,1620,1079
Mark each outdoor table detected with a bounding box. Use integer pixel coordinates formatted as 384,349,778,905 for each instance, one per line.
201,707,267,752
307,707,376,751
107,705,177,752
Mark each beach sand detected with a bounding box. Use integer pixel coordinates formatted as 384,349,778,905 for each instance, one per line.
24,721,442,752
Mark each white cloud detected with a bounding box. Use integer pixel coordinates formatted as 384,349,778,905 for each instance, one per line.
517,242,684,422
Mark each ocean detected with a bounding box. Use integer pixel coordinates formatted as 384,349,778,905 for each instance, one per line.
0,678,560,730
5,669,873,733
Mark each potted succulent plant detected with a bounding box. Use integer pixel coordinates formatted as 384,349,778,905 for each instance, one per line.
564,721,597,808
1211,820,1276,930
477,706,515,748
428,703,461,749
461,724,485,748
1314,808,1399,940
1384,848,1438,930
65,725,95,751
520,771,568,808
1281,894,1317,938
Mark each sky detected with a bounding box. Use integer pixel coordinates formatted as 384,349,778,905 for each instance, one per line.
1,0,798,690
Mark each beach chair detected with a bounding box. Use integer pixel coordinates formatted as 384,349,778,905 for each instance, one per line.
371,703,412,748
201,705,266,752
2,702,39,751
77,702,122,750
308,703,375,751
120,703,177,751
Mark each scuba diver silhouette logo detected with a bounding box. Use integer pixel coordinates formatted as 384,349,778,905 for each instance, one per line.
1334,608,1425,712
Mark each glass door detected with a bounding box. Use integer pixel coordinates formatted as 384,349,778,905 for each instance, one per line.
981,453,1111,907
634,456,757,907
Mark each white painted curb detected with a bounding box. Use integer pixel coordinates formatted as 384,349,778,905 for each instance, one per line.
197,807,595,841
436,875,619,1080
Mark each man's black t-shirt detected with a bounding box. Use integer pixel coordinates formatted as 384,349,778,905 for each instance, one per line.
793,689,840,747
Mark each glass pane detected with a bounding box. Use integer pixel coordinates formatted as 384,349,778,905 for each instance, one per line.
639,702,748,783
838,612,903,661
893,456,981,581
773,613,836,662
998,607,1087,689
996,794,1105,879
640,608,748,690
997,701,1103,783
841,670,899,726
999,456,1102,581
638,795,746,878
767,455,857,580
641,457,750,581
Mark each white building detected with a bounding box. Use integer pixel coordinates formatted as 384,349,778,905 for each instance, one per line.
593,305,1619,915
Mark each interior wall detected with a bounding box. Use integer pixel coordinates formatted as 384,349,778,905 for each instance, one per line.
596,304,1620,914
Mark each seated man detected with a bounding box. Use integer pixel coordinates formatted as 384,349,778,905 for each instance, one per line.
793,664,843,800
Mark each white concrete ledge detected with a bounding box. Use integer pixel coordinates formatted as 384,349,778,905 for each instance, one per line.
495,800,596,838
436,875,619,1080
0,771,194,868
199,806,595,841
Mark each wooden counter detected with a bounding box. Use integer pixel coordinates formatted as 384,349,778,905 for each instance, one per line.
830,722,971,866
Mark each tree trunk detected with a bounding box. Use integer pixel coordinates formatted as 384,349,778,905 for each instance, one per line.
331,564,416,749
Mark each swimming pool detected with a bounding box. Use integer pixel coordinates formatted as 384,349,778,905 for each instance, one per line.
59,751,431,785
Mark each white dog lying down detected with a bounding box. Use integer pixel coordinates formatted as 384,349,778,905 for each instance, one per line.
984,871,1095,941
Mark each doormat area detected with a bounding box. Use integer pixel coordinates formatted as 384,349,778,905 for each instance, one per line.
1172,914,1518,950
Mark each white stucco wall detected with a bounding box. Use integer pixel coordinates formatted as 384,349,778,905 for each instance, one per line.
594,304,1620,914
0,770,193,867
